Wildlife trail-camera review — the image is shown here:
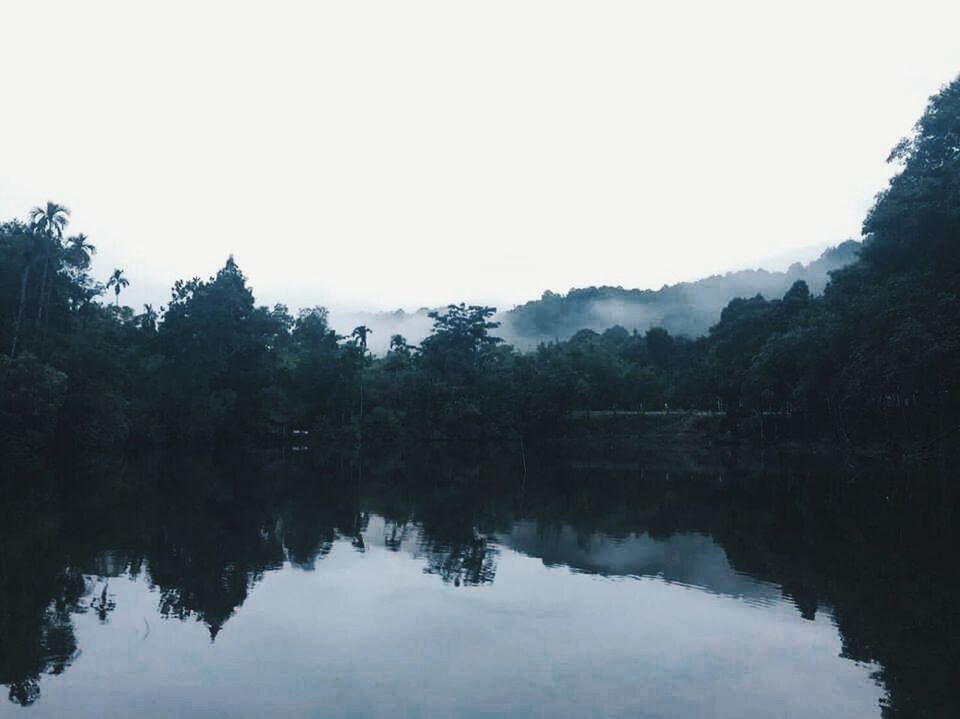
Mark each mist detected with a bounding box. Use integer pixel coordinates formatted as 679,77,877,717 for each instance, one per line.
326,307,437,355
501,241,861,347
315,241,859,355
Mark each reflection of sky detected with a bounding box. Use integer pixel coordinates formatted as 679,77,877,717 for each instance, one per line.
2,515,883,719
498,521,782,604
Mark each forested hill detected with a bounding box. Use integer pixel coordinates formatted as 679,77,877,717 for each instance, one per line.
330,242,860,351
504,241,860,344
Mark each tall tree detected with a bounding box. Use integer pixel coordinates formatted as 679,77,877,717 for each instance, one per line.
9,226,37,357
419,304,502,380
65,233,96,270
106,269,129,307
139,304,158,332
28,202,70,325
351,325,373,354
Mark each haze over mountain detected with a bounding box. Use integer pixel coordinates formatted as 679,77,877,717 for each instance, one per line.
332,241,860,353
503,241,861,347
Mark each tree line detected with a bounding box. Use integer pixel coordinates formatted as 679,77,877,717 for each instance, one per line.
2,75,959,451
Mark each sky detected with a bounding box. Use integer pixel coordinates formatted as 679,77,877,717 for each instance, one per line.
2,1,959,314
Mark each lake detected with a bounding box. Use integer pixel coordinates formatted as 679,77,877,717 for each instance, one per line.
1,442,957,718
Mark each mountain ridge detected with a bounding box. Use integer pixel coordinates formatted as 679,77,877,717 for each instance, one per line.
502,240,861,346
325,241,861,353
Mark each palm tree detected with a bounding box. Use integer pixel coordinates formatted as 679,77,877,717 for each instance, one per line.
9,229,38,357
106,268,129,307
65,233,96,270
351,325,374,425
29,201,70,240
140,303,158,331
351,325,373,354
28,202,70,324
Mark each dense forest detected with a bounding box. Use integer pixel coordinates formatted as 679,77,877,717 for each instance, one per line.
2,76,958,452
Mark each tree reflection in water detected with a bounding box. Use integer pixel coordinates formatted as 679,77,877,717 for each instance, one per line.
0,442,957,717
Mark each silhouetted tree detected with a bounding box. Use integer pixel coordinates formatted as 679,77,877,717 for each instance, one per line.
29,202,70,325
106,268,129,307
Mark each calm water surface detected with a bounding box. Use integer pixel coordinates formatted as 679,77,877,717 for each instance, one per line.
1,444,957,718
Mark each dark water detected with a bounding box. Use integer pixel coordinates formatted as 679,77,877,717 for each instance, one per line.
1,443,958,718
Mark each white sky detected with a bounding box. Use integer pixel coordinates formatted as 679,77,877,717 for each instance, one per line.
2,1,959,313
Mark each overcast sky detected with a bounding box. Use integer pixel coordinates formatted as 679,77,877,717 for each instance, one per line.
2,1,959,313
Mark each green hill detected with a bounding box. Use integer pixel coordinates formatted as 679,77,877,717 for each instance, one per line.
504,241,860,345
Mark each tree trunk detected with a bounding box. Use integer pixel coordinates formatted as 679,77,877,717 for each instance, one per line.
36,256,49,324
10,262,31,357
520,436,527,483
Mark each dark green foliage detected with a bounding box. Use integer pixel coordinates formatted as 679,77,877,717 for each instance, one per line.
1,73,959,448
0,353,67,450
141,257,296,443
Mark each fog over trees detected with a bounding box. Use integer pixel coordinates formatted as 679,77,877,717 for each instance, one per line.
326,241,861,354
1,73,959,452
502,240,861,347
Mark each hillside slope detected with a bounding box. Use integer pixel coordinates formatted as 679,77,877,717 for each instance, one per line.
503,241,860,345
